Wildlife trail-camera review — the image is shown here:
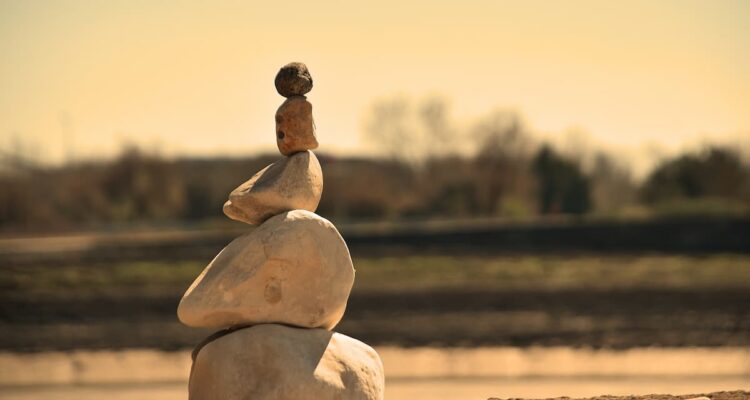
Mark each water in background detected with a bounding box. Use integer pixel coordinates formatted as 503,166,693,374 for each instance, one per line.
1,347,748,400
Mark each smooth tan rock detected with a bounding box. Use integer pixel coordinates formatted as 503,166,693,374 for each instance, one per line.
276,96,318,156
189,324,384,400
178,210,354,330
222,150,322,225
274,62,313,97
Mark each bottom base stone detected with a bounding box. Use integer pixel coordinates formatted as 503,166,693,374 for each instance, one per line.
189,324,384,400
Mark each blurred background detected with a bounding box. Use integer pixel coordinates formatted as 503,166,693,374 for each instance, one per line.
1,0,749,399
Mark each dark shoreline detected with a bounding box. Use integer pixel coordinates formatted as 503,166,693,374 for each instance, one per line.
3,217,749,268
2,287,748,352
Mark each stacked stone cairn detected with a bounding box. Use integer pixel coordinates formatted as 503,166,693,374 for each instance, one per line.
178,62,385,400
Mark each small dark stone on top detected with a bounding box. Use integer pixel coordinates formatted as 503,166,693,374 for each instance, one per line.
274,62,313,97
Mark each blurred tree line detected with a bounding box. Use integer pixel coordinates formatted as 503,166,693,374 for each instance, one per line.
1,97,748,232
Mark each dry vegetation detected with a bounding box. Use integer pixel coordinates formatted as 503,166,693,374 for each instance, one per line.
2,99,749,233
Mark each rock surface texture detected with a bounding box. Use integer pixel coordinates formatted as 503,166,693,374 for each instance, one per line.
276,96,318,155
274,62,313,97
178,210,354,330
222,150,323,225
179,61,384,400
189,324,385,400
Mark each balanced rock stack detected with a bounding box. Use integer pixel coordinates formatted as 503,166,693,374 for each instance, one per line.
178,62,385,400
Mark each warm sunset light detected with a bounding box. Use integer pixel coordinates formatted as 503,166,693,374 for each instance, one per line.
1,2,749,400
2,0,748,168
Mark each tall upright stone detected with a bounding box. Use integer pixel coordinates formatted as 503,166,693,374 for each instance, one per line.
275,96,318,156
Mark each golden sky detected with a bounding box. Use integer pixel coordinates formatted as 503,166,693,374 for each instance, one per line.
1,0,749,172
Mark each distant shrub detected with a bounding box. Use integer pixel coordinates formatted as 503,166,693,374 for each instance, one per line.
641,146,750,211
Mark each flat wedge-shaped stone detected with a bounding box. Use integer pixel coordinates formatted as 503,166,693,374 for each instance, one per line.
189,324,384,400
178,210,354,330
223,150,322,225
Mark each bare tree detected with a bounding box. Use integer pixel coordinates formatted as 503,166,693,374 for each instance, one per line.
364,95,457,167
364,95,417,165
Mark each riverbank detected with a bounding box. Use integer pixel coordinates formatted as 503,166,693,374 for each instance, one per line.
3,254,750,351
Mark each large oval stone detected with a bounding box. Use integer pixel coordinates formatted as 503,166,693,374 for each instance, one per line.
189,324,384,400
178,210,354,330
223,150,323,225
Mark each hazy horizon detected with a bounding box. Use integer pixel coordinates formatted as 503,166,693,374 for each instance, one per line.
2,0,749,176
